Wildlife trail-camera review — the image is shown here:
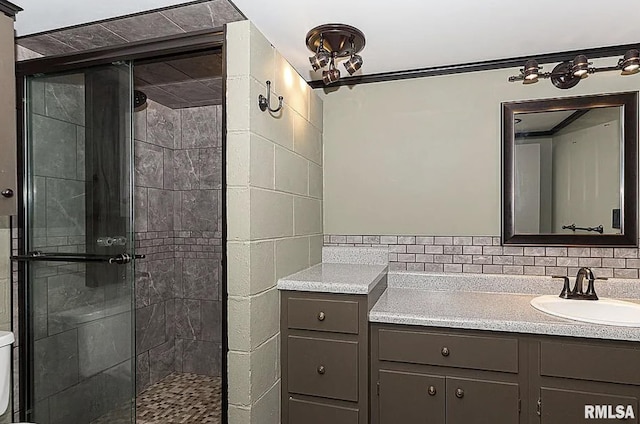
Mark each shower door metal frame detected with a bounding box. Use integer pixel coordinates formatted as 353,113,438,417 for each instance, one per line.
14,27,228,423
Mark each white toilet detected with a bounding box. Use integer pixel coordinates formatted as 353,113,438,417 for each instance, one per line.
0,331,33,424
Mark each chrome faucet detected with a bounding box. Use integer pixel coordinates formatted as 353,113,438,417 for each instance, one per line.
553,267,600,300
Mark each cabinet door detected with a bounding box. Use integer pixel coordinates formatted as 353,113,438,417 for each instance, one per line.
0,14,16,216
378,369,445,424
446,377,519,424
541,387,638,423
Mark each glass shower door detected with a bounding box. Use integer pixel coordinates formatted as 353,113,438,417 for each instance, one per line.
20,62,135,424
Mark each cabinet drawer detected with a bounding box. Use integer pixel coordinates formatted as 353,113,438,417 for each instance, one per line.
540,341,640,385
288,335,359,401
378,328,518,373
288,397,359,424
288,297,359,334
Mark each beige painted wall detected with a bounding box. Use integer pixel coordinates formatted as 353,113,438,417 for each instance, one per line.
226,21,323,423
321,57,640,236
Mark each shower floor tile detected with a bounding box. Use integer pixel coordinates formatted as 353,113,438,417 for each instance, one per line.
90,373,221,424
137,373,222,424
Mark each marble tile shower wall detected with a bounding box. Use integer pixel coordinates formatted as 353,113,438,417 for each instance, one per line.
13,75,134,424
325,235,640,279
134,99,222,394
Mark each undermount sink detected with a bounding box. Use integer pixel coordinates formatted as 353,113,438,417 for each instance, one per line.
530,295,640,327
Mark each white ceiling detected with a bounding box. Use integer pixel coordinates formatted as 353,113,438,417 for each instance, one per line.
12,0,189,36
232,0,640,81
12,0,640,82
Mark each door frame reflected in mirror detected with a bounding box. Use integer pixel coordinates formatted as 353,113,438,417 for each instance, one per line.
502,92,638,246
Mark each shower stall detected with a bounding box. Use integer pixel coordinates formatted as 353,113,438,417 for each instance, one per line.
13,39,225,424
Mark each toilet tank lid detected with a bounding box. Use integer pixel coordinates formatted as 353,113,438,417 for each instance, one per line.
0,331,14,347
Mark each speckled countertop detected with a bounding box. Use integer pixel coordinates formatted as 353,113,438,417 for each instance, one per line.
276,263,388,294
370,272,640,342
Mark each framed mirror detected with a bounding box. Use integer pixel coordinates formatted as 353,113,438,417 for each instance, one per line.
502,92,638,245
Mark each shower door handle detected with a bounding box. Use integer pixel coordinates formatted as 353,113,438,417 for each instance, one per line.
108,254,146,264
12,252,146,264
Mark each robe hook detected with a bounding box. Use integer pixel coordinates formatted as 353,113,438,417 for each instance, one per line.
258,81,283,113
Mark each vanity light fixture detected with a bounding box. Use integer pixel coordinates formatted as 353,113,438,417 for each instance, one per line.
522,59,540,84
621,49,640,74
508,49,640,89
306,23,366,85
572,54,590,78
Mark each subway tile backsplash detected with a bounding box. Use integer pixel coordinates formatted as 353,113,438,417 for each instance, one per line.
324,235,640,279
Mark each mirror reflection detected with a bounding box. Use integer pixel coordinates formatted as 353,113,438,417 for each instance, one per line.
513,106,623,235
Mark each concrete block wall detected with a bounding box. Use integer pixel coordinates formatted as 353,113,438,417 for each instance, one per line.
226,21,323,423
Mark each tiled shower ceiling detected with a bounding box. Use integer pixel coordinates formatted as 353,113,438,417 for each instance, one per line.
135,53,223,109
15,0,243,56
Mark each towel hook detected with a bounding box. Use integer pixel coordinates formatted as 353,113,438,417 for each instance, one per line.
258,80,283,113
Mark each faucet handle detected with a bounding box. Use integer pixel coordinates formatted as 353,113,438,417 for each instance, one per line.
552,275,572,299
584,277,599,300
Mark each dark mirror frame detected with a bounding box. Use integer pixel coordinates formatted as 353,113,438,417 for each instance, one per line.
502,91,638,246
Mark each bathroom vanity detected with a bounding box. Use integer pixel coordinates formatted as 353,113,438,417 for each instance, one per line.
370,285,640,424
278,249,640,424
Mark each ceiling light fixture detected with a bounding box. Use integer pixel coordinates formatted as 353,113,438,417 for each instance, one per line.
508,49,640,89
309,36,330,71
322,59,341,85
306,23,366,85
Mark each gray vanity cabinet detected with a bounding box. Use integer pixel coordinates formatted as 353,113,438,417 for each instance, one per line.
372,324,523,424
281,289,384,424
372,324,640,424
0,4,18,216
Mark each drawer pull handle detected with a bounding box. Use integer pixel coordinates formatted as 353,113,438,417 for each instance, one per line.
428,386,437,396
317,311,326,321
441,347,450,357
455,388,464,399
317,365,326,375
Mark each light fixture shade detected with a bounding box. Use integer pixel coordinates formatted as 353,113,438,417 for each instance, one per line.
621,49,640,74
572,54,589,78
309,51,330,71
344,54,363,75
522,59,539,84
322,68,341,84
